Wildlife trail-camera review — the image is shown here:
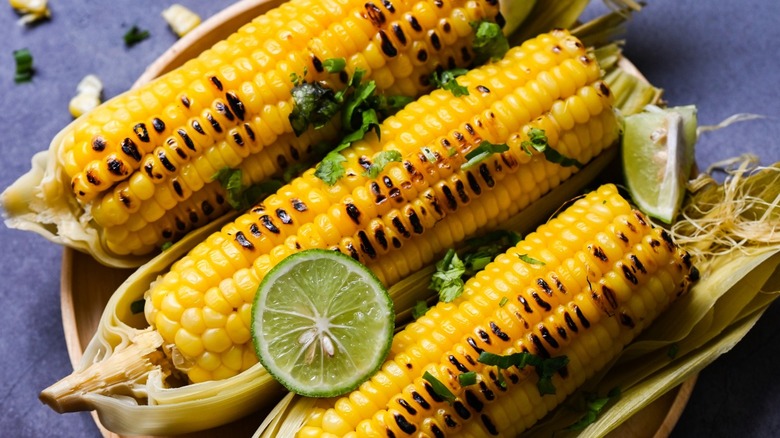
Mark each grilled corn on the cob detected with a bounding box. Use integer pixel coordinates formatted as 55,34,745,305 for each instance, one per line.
269,184,698,437
2,0,512,267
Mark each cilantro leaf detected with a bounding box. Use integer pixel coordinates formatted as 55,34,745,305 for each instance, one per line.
370,94,414,118
478,351,569,395
521,127,584,169
430,68,469,97
363,150,402,178
423,371,456,404
517,253,545,266
289,81,341,136
323,57,347,73
124,25,150,47
314,152,347,186
462,230,521,276
412,300,428,320
429,249,466,302
462,140,509,170
213,168,280,211
471,20,509,64
13,48,34,83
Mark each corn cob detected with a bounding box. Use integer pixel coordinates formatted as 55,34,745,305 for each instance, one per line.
290,184,698,437
2,0,508,267
139,28,619,384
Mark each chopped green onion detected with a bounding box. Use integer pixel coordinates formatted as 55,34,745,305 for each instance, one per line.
478,351,569,395
521,127,583,169
458,371,477,387
363,150,402,178
499,297,508,307
124,25,150,47
13,48,34,83
462,140,509,170
567,387,621,431
422,371,456,403
517,253,545,266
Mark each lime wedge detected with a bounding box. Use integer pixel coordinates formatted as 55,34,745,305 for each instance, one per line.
622,105,698,223
251,249,394,398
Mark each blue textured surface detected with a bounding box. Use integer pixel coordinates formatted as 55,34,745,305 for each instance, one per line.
0,1,778,437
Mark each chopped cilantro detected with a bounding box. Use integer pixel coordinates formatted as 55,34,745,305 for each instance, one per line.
363,150,402,178
478,351,569,395
412,300,429,320
160,241,173,251
430,68,469,97
462,140,509,170
370,94,414,118
429,249,466,302
499,297,508,307
313,152,347,186
130,299,145,315
421,147,438,162
517,253,545,266
213,168,281,211
521,127,584,169
458,371,477,387
124,25,150,47
289,81,341,136
323,57,347,73
423,371,456,403
13,48,33,83
471,20,509,64
462,230,521,276
567,387,621,431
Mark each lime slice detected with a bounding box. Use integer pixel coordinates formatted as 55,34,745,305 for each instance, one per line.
251,249,394,398
622,105,698,223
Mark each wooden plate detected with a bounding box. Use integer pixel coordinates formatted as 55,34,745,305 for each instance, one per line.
59,0,697,436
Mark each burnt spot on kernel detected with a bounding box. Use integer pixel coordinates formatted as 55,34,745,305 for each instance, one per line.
592,245,608,262
433,0,443,7
364,2,386,26
467,337,484,354
417,48,428,62
175,217,186,231
443,414,458,428
429,31,442,50
226,92,245,121
133,123,150,142
276,208,292,225
260,215,280,234
143,162,155,179
379,30,398,57
210,76,223,91
389,187,403,203
392,23,407,45
345,241,360,260
617,231,629,243
178,129,196,151
625,219,637,233
453,401,471,419
190,119,206,135
530,291,552,311
235,231,254,250
430,424,445,438
172,180,184,197
106,157,128,176
205,112,222,133
407,210,423,234
619,312,635,328
477,329,492,345
556,324,569,340
407,14,422,32
630,254,647,274
188,210,199,223
411,390,430,410
180,95,191,108
478,164,495,187
660,229,675,250
345,203,361,224
391,236,402,248
201,200,214,216
530,333,551,358
464,390,484,412
118,191,132,207
244,123,256,142
277,155,288,168
461,46,472,63
396,398,417,416
393,413,416,434
149,117,165,133
449,355,469,373
599,82,611,97
621,263,639,285
564,311,579,333
466,172,481,195
375,228,388,249
311,54,324,73
391,216,410,238
423,381,445,403
291,198,307,212
248,223,262,238
517,296,533,313
455,180,469,203
540,325,560,349
215,101,235,121
121,138,142,161
162,229,173,239
232,131,245,147
91,136,107,151
572,304,591,328
476,85,490,94
358,231,377,258
481,414,499,435
537,278,553,296
490,322,509,342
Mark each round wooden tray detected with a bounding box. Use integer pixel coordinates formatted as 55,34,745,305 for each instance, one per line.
59,0,697,436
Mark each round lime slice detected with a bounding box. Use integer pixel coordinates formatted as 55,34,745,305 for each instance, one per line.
251,249,394,398
622,105,698,223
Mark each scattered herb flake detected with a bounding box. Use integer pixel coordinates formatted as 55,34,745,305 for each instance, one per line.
314,152,347,186
421,147,438,162
471,20,510,64
458,371,477,387
161,241,173,251
323,57,347,73
289,81,340,136
521,127,584,169
363,150,402,178
462,230,521,276
517,253,546,266
567,387,621,431
130,299,145,315
213,168,280,211
423,371,456,404
499,297,508,307
430,68,469,97
124,25,150,47
412,300,429,320
429,249,466,302
13,48,33,83
478,351,569,395
462,140,509,170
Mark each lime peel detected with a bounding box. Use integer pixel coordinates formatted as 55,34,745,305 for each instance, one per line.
251,249,394,398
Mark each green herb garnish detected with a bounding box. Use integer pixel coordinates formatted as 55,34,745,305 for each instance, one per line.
363,150,402,178
161,241,173,251
567,388,621,431
458,371,477,387
323,57,347,73
423,371,456,403
412,300,429,320
313,152,347,186
124,25,150,47
478,351,569,395
462,230,521,276
462,140,509,170
499,297,509,307
430,68,469,97
471,20,509,64
421,147,438,162
517,253,545,266
288,81,341,136
521,127,584,169
13,48,34,83
213,168,281,211
430,248,466,302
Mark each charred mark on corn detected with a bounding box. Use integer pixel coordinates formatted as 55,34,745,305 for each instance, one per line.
225,92,245,121
235,231,253,250
379,30,398,57
260,215,280,233
106,157,129,177
205,112,222,133
397,399,416,416
121,138,142,161
133,123,150,143
177,129,196,151
346,203,361,224
364,2,386,26
157,150,176,172
210,76,223,91
214,101,234,121
392,23,407,45
152,117,166,133
191,120,205,135
621,263,638,285
276,208,292,225
453,401,471,419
